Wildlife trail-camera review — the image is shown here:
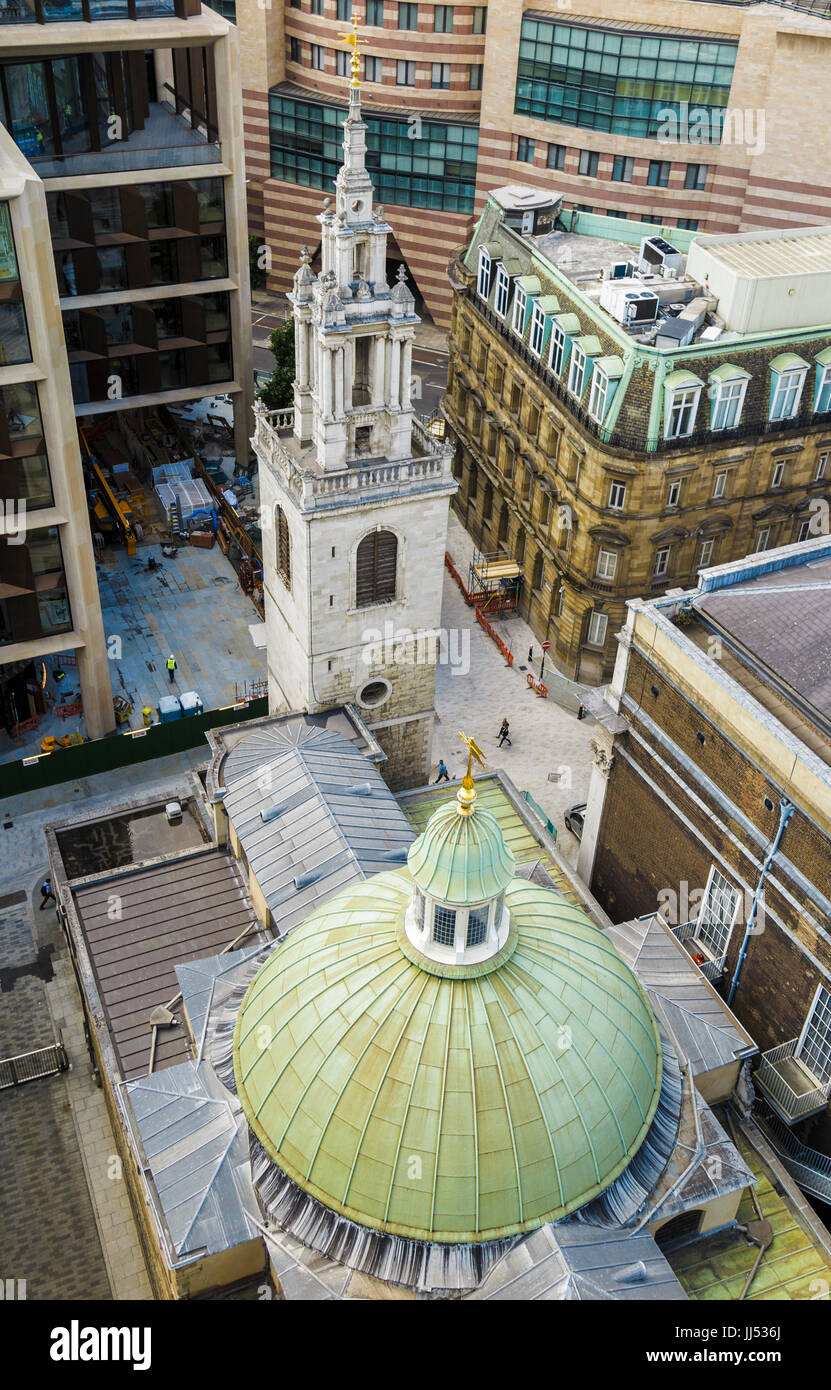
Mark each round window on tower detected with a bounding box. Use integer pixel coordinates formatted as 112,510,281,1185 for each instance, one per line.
356,677,391,710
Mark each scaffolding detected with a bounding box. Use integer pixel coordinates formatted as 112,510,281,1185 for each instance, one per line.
468,548,522,619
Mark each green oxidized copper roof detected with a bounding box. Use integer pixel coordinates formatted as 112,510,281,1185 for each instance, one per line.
406,798,516,905
233,870,663,1244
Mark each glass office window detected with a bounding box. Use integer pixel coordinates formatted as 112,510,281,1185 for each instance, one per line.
0,382,52,510
0,204,30,366
0,0,38,22
515,18,737,142
268,93,479,213
0,527,71,648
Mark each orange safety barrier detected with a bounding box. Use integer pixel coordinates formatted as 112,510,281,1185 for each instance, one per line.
55,653,77,666
12,716,40,739
444,553,484,608
476,607,514,666
55,700,83,719
525,672,548,698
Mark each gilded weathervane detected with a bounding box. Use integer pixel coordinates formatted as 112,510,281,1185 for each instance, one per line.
339,16,364,88
457,731,486,816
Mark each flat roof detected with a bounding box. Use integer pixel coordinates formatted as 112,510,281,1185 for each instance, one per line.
71,850,258,1080
694,553,831,743
696,228,831,279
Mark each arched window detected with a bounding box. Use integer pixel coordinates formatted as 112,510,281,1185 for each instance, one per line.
275,506,291,589
356,529,397,607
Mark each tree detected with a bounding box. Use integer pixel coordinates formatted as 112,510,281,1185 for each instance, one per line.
248,234,267,291
257,320,295,411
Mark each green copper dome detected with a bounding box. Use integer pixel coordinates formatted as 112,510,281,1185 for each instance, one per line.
233,870,662,1244
406,797,516,905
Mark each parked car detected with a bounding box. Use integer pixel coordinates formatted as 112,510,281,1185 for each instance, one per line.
564,803,587,840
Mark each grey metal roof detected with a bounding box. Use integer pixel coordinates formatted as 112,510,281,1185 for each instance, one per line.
71,850,259,1080
607,915,757,1077
221,723,415,936
175,944,270,1063
121,1060,257,1262
464,1221,687,1301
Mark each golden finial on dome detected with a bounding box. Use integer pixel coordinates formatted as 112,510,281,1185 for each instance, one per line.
457,731,486,816
339,16,364,88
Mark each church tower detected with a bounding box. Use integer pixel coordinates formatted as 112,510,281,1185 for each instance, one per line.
253,27,456,789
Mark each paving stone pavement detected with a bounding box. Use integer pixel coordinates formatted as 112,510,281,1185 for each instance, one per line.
434,515,599,869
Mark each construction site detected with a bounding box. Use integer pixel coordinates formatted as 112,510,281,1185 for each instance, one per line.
0,398,268,767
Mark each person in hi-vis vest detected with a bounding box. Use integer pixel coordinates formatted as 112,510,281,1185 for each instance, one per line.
166,654,177,684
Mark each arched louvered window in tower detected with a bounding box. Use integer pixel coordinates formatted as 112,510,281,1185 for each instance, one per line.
356,529,397,607
275,506,291,589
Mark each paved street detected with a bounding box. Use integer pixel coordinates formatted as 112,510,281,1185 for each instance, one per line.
434,514,597,868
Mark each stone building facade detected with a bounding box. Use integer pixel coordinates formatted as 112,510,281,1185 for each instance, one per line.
254,77,455,789
232,0,831,327
444,190,831,683
579,537,831,1154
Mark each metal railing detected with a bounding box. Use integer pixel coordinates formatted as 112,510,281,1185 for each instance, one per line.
670,919,726,982
0,1034,67,1089
754,1038,831,1123
755,1106,831,1202
521,790,557,841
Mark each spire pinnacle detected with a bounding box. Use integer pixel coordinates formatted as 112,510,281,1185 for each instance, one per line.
457,731,486,817
339,16,363,88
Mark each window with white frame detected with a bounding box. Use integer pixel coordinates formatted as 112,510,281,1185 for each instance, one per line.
816,364,831,414
336,49,350,76
311,44,325,69
530,301,546,357
696,866,741,961
548,321,565,377
568,343,587,398
755,526,771,552
698,539,714,569
797,985,831,1084
364,55,382,81
711,376,747,431
476,246,491,300
495,265,509,318
595,548,617,581
665,385,700,439
816,452,828,481
589,366,610,422
771,459,785,489
667,479,681,508
432,905,457,946
713,470,727,499
511,285,527,335
797,519,812,543
587,610,608,646
654,546,670,577
465,907,489,948
770,366,806,422
608,480,626,511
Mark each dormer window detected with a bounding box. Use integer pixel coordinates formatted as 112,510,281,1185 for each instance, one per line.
709,366,749,431
477,246,492,300
663,370,704,440
815,350,831,414
529,301,546,358
769,354,808,422
568,343,586,398
549,320,565,376
512,283,527,335
495,265,510,318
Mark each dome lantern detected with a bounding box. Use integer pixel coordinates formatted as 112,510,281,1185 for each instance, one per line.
405,733,516,967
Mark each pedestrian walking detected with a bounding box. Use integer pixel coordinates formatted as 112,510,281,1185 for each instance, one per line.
497,718,512,747
434,758,450,784
577,702,586,721
166,653,177,684
39,877,56,910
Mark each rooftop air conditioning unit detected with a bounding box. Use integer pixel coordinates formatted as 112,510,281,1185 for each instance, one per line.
624,290,659,325
638,236,684,279
604,261,636,281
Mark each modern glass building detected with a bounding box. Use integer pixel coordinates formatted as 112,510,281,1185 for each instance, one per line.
268,93,479,215
515,17,738,141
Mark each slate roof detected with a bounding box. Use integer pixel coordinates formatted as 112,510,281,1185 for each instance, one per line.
220,723,415,936
175,944,270,1063
607,914,757,1077
121,1060,257,1262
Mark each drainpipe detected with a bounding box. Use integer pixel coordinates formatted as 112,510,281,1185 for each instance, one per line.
727,796,794,1007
